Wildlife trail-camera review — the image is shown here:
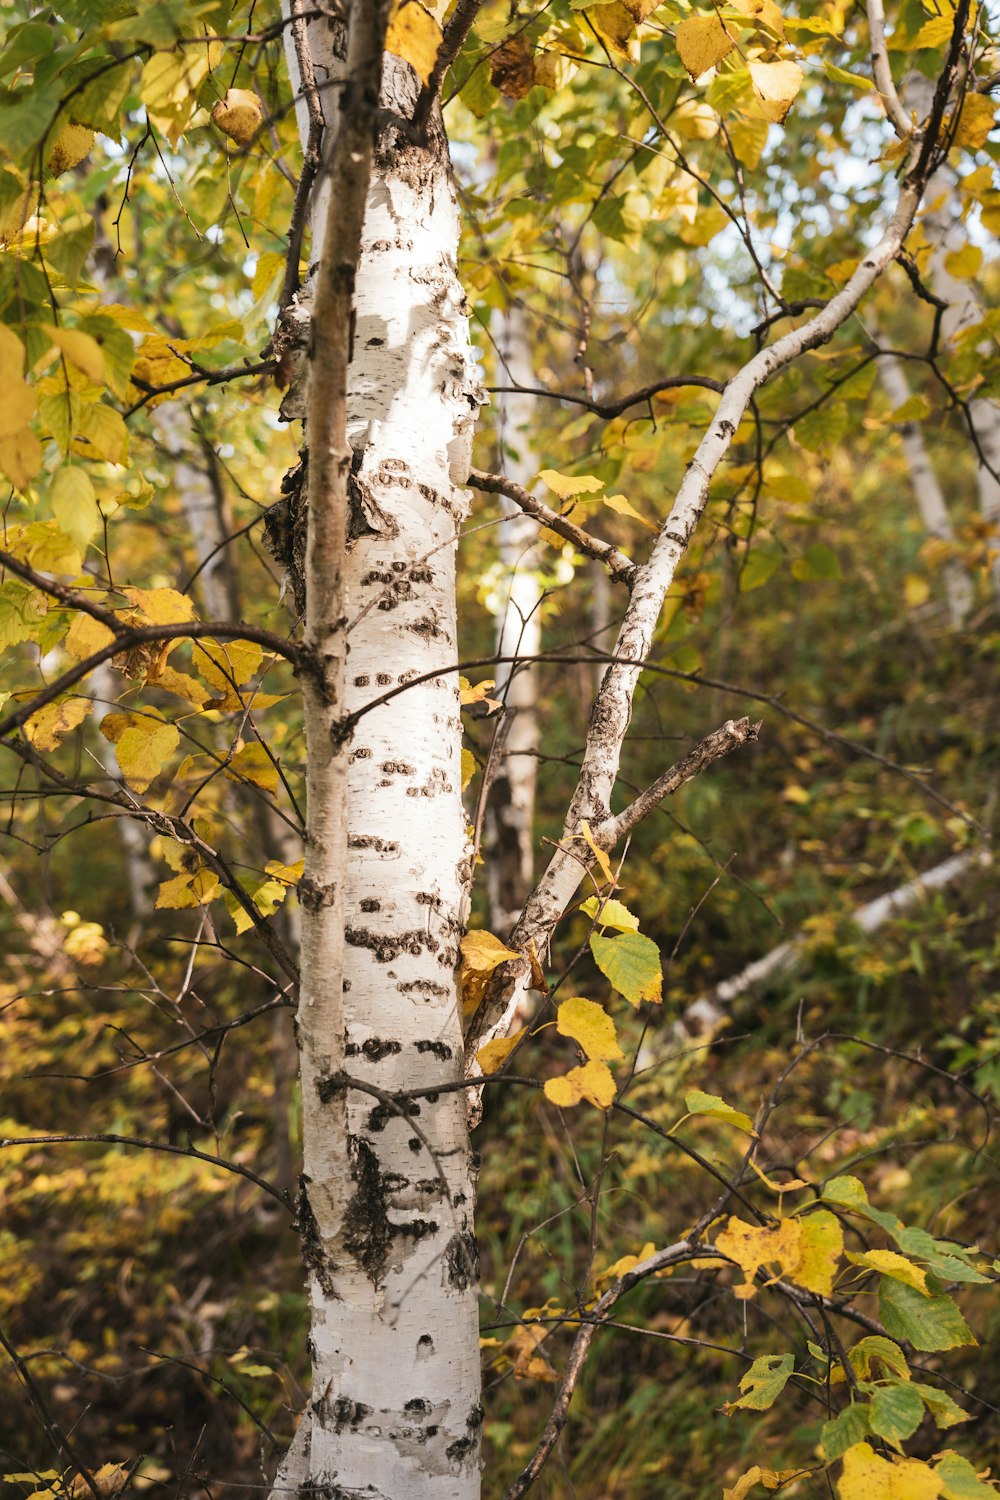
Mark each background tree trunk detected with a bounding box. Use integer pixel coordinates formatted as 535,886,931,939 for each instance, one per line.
487,302,542,935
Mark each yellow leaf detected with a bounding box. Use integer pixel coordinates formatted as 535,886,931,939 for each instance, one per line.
544,1059,617,1110
716,1210,843,1298
154,665,209,704
588,2,642,62
101,711,179,792
46,327,105,384
724,1467,802,1500
123,587,196,625
48,123,95,175
782,783,810,804
193,638,264,706
0,428,44,490
603,492,658,532
0,378,37,439
952,94,995,150
579,818,615,886
847,1249,929,1295
595,1241,656,1287
141,46,220,146
728,118,769,170
741,0,785,38
0,322,27,380
459,930,521,1016
747,1157,809,1193
460,930,520,971
537,468,604,500
24,695,91,750
211,88,263,147
838,1442,942,1500
556,996,624,1062
461,746,476,790
264,858,304,883
509,1324,559,1383
386,0,443,86
903,574,930,609
675,13,736,80
748,59,804,123
65,610,115,660
476,1028,526,1074
50,466,100,552
460,676,501,711
155,873,199,910
943,243,983,281
227,741,279,793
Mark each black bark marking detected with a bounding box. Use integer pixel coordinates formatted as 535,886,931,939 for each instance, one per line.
343,1037,402,1062
414,1039,451,1060
346,926,438,962
445,1230,479,1291
298,876,338,912
342,1139,392,1283
331,1396,372,1433
360,897,381,912
349,833,399,854
296,1177,338,1301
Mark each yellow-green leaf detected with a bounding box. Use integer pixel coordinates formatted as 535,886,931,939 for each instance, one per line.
579,895,639,931
684,1089,756,1134
556,996,624,1062
590,928,662,1006
847,1249,929,1295
101,711,179,793
124,587,196,625
943,244,983,281
723,1352,794,1413
952,94,995,150
50,466,100,552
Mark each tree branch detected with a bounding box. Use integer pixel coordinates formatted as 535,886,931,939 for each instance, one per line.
469,467,637,587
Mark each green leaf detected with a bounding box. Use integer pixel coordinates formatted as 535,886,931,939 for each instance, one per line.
589,929,662,1006
791,544,841,583
821,1402,872,1460
879,1279,976,1353
725,1352,793,1412
683,1090,756,1134
739,547,782,592
793,403,848,452
869,1381,924,1444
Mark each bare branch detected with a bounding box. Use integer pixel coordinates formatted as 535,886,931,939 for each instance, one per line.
869,0,914,139
469,467,637,587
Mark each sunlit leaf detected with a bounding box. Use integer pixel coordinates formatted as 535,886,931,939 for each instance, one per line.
590,928,662,1006
556,996,624,1062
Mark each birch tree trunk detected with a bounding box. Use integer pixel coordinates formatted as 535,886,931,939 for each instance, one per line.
277,10,484,1494
905,75,1000,605
876,347,973,626
487,303,541,934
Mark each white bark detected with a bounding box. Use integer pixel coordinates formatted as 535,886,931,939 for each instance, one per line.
876,348,973,626
89,660,156,915
151,402,235,622
674,849,992,1039
906,74,1000,604
281,11,484,1496
487,304,542,933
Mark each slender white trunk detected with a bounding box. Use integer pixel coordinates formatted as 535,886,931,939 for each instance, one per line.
151,403,236,622
280,12,484,1494
876,348,973,626
674,849,992,1039
906,74,1000,605
487,304,541,933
